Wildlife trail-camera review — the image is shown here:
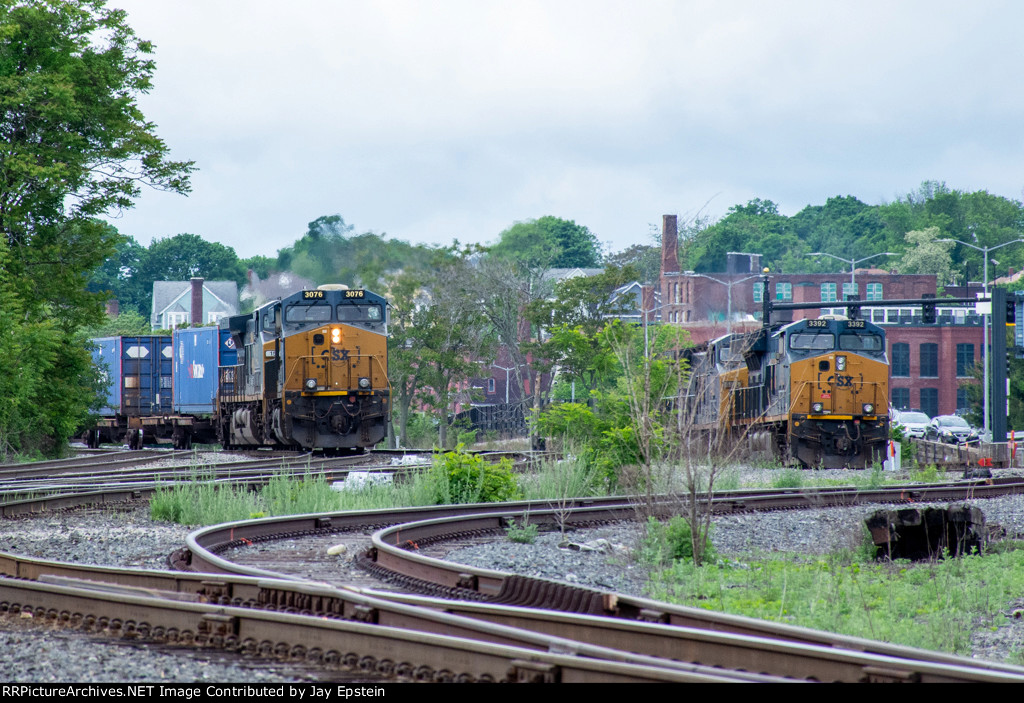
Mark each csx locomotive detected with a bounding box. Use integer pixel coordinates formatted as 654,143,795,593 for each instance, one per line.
687,316,890,468
220,286,389,450
88,286,389,451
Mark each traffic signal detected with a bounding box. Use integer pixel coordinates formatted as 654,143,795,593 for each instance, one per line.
921,293,936,324
1007,297,1017,326
845,293,861,320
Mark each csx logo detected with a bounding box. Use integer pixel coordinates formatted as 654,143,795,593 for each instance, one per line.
318,348,351,364
830,375,854,387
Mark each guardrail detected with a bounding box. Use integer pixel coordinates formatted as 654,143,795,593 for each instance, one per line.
913,438,1019,469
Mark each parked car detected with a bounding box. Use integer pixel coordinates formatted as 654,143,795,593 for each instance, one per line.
925,415,980,445
894,411,930,438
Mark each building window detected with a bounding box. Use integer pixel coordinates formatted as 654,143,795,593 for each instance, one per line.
920,388,939,418
842,282,858,300
775,282,792,301
753,282,764,303
956,387,969,411
165,311,188,329
920,343,938,377
956,344,975,377
866,282,883,301
487,378,496,394
820,282,837,303
892,388,910,411
892,343,910,377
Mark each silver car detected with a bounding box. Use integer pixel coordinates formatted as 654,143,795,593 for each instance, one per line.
896,411,930,438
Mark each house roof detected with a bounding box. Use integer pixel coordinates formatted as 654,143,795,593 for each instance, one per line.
540,267,605,285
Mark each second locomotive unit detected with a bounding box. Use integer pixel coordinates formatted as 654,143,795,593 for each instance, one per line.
219,286,390,450
687,316,890,468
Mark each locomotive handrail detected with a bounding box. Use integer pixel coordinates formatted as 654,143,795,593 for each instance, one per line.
289,352,383,392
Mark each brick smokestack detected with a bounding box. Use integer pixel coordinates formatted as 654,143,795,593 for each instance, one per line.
661,215,678,275
190,277,204,326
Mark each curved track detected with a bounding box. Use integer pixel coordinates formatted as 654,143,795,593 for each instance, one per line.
3,448,1024,682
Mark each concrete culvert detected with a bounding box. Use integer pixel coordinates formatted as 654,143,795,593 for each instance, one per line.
864,503,987,560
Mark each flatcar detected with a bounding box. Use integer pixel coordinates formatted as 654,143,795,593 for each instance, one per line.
687,315,890,468
85,286,389,452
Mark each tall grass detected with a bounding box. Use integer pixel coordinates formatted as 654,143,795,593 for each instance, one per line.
646,543,1024,656
151,454,616,526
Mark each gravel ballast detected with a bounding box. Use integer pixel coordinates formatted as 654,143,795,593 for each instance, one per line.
4,467,1024,680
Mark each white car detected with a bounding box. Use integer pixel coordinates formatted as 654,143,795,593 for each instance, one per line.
895,411,930,438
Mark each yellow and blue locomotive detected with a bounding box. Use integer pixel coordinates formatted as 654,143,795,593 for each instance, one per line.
218,286,389,450
688,316,890,468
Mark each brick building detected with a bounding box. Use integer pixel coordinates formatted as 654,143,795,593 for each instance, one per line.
657,214,986,418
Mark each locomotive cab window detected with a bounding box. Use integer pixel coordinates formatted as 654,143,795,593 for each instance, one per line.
262,308,278,331
337,303,383,323
839,332,883,352
789,332,835,351
285,303,332,323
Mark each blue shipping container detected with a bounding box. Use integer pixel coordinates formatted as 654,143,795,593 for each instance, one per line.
173,327,220,414
91,337,122,416
107,336,173,416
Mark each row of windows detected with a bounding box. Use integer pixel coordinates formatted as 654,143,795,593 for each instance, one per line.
752,282,884,303
891,388,971,417
891,343,974,377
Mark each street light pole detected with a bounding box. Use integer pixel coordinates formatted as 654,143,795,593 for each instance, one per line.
937,237,1024,440
691,273,763,335
808,251,898,293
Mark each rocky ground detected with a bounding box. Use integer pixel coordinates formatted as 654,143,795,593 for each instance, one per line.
3,464,1024,680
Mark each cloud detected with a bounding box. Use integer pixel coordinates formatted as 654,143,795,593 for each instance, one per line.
108,0,1024,257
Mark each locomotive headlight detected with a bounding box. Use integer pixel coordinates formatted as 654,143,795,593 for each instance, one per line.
358,377,371,389
836,356,847,371
331,327,342,344
862,403,874,414
812,402,824,413
304,378,317,390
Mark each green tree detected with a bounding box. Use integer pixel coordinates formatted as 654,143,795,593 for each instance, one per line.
490,216,602,269
685,199,802,273
87,231,149,314
604,243,661,283
141,233,245,286
85,308,151,337
896,227,954,284
0,0,192,456
526,265,640,400
276,214,430,291
416,253,496,448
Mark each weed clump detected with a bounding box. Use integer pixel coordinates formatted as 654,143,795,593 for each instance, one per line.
641,515,716,566
505,517,539,544
428,444,520,504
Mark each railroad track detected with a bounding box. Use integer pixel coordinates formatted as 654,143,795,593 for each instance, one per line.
4,478,1024,682
4,448,1024,683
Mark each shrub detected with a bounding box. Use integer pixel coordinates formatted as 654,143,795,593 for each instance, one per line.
641,515,716,566
429,444,520,504
505,517,539,544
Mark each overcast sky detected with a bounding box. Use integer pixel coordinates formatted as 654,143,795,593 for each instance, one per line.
105,0,1024,260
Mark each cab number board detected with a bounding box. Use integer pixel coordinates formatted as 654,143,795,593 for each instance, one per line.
806,319,829,328
303,290,325,299
345,290,365,298
846,320,866,328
